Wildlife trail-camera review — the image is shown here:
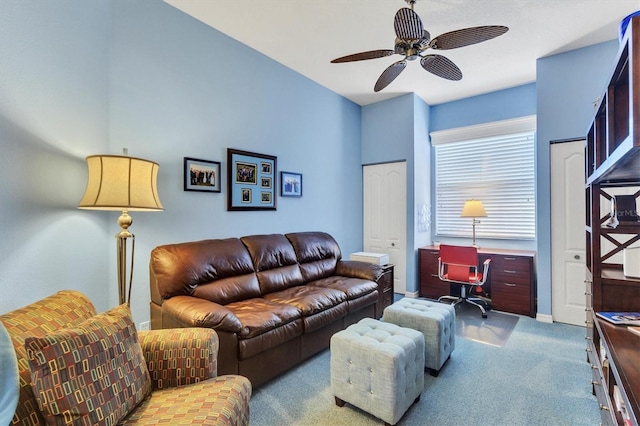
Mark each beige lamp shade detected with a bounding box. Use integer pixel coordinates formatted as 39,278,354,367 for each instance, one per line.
461,200,487,218
78,155,163,211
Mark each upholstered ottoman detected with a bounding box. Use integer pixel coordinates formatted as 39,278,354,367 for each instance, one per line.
383,298,455,377
330,317,424,426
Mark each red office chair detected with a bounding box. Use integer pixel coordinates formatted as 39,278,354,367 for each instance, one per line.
437,244,491,318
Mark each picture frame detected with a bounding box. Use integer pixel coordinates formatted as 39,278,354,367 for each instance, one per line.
281,171,302,197
184,157,221,192
227,148,277,211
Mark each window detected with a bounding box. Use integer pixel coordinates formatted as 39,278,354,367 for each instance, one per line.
431,116,536,240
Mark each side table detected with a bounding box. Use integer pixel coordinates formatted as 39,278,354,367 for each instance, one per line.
376,264,394,318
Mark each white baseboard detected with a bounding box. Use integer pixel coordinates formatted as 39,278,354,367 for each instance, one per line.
403,290,419,299
536,313,553,323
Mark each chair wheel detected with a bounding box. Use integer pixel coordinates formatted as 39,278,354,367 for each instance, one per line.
482,313,487,319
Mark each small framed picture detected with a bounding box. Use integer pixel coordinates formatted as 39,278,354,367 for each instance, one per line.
281,171,302,197
184,157,221,192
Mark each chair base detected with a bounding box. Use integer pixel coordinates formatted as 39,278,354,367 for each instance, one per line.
438,295,492,318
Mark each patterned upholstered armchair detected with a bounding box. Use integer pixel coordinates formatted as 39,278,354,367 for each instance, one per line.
0,290,251,425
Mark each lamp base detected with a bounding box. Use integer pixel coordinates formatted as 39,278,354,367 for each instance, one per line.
116,211,134,306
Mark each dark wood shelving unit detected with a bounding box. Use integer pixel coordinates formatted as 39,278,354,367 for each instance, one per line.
585,15,640,426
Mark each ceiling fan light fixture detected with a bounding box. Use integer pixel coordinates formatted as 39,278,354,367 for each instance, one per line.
330,0,508,92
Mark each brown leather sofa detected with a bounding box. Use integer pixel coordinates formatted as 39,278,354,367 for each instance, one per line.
149,231,382,387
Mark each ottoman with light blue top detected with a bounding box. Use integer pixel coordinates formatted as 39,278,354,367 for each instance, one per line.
330,317,424,426
383,297,455,377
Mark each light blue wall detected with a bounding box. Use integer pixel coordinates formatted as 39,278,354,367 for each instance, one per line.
0,0,364,326
361,93,431,294
110,2,364,322
430,83,537,132
536,40,619,316
0,0,112,315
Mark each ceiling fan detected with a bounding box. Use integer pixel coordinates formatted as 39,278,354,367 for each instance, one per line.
330,0,509,92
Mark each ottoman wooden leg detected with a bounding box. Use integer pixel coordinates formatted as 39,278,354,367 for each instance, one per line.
335,396,346,407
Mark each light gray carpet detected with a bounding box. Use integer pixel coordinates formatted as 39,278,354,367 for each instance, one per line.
455,303,519,347
249,313,600,425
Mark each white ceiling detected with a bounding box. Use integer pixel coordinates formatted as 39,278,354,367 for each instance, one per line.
164,0,640,106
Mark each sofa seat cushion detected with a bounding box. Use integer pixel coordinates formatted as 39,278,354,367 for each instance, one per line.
264,286,347,316
238,319,304,360
25,304,151,425
303,302,349,333
308,276,378,300
226,298,301,339
120,375,252,425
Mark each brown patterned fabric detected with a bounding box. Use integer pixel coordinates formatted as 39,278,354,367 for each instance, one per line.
25,304,151,425
138,328,218,389
120,375,252,425
1,291,252,425
0,290,97,426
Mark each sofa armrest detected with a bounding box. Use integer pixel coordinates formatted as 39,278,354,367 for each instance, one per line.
138,328,218,390
336,260,383,282
162,295,242,333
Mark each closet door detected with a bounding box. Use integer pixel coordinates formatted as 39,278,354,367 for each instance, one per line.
363,161,407,294
551,139,586,326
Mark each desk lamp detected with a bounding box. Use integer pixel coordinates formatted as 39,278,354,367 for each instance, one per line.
461,199,486,247
78,153,163,305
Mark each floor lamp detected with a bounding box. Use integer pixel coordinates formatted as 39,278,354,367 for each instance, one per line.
461,199,486,247
78,154,163,305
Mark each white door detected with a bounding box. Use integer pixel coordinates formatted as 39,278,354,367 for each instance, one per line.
363,162,407,294
551,140,586,326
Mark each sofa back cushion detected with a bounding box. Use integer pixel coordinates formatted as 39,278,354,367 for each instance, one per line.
151,238,261,305
0,290,97,426
241,234,304,294
25,304,151,426
286,232,342,282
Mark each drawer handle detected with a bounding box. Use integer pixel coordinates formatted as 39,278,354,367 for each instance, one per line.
584,291,592,296
585,336,592,341
431,274,439,278
591,380,601,386
503,269,517,274
590,364,597,369
503,257,516,261
503,283,517,287
585,347,592,353
599,404,609,412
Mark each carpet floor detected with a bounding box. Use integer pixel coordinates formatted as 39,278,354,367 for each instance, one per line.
249,309,600,425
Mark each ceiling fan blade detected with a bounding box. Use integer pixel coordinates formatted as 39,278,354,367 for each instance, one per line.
394,8,424,41
420,54,462,81
331,50,395,63
430,26,509,50
374,60,407,92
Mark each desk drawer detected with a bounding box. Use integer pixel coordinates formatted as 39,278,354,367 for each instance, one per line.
419,249,444,299
420,277,449,300
379,270,393,292
491,280,531,316
491,256,531,278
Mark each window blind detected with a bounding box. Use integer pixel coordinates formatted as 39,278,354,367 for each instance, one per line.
435,132,535,240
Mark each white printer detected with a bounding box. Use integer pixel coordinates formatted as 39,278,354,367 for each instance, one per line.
349,251,389,266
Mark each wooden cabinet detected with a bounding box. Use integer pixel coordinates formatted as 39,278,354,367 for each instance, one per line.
418,246,536,317
585,15,640,426
418,248,448,300
490,253,535,316
376,264,394,318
